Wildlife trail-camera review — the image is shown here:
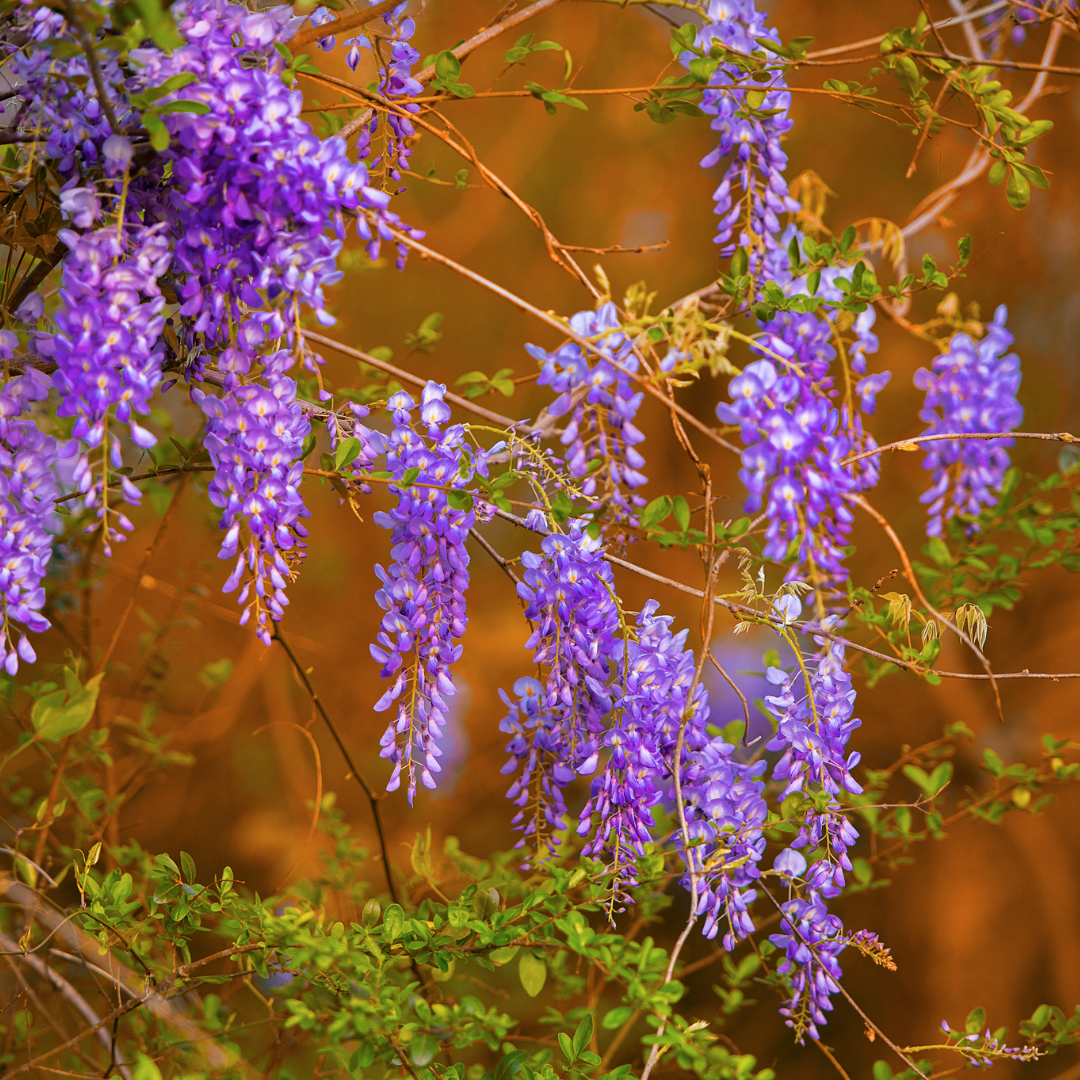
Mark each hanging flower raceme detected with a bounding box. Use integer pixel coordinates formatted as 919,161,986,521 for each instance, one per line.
7,7,129,177
500,518,621,855
371,384,480,804
577,601,701,888
128,0,420,358
763,631,866,1041
340,1,422,185
689,0,801,264
192,352,311,645
529,303,647,532
0,336,59,674
577,599,770,933
914,305,1023,537
41,224,170,554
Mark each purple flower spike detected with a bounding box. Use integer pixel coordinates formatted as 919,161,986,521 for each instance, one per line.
370,383,480,805
914,305,1023,537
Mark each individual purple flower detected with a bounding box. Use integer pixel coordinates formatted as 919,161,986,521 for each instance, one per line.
528,302,647,532
914,305,1023,537
371,384,480,804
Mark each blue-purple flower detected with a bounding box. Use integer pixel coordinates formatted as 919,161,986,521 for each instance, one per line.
529,303,647,532
371,383,480,804
915,305,1023,536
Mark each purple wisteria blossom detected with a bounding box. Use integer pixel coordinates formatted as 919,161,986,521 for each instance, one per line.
0,335,58,674
129,0,417,347
764,634,865,1040
690,0,801,262
192,360,311,646
342,2,422,184
578,601,706,888
717,227,887,587
371,384,480,804
718,352,865,586
39,225,170,554
500,519,620,854
915,305,1023,537
528,303,647,530
7,7,129,176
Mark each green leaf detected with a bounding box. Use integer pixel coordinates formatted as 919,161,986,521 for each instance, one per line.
494,1050,529,1080
966,1006,986,1034
926,536,953,567
400,467,421,488
447,489,474,512
335,437,362,470
153,99,210,115
141,112,170,151
31,671,103,743
672,495,691,532
180,850,197,884
1006,166,1031,209
602,1005,633,1029
573,1014,593,1057
518,951,547,997
412,1032,439,1067
987,159,1008,186
383,903,404,941
902,764,933,798
434,50,461,82
893,55,927,100
640,496,672,529
130,0,182,50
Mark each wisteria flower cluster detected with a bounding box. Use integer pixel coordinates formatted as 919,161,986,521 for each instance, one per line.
0,335,58,676
528,303,647,530
718,350,867,588
915,305,1023,537
500,518,620,852
371,384,483,804
690,0,801,263
765,631,864,1039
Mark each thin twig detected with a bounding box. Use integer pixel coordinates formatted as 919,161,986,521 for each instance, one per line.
271,629,400,905
61,0,120,133
843,429,1079,467
96,473,188,674
479,508,1080,682
848,494,1003,720
0,932,132,1080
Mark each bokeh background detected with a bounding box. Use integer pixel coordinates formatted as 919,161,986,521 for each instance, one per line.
37,1,1080,1076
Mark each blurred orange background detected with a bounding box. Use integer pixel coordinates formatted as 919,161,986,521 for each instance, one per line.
47,1,1080,1076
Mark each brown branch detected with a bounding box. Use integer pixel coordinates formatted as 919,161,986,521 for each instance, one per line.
0,932,132,1079
61,0,120,133
96,473,188,674
412,0,566,85
844,429,1079,467
290,0,402,49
